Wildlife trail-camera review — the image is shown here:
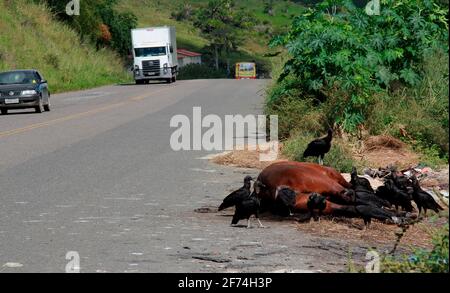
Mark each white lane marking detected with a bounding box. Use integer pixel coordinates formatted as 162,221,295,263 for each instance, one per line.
190,168,217,173
3,262,23,268
103,197,143,201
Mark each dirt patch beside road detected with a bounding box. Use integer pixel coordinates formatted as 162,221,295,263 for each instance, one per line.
356,135,419,169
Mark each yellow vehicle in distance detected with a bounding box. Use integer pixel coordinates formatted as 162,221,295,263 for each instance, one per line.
235,62,256,79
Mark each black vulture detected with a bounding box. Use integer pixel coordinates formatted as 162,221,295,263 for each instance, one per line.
391,172,412,191
376,179,414,212
218,175,252,211
307,193,327,222
350,167,374,192
274,186,297,216
355,204,400,229
411,176,444,216
302,128,333,165
386,171,414,195
345,189,392,208
231,191,264,228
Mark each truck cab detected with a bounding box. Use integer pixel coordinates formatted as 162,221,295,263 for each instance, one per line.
131,27,178,84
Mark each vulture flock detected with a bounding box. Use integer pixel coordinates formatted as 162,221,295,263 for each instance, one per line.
218,129,445,229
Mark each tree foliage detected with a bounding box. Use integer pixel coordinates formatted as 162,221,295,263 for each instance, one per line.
270,0,448,131
34,0,137,56
193,0,256,69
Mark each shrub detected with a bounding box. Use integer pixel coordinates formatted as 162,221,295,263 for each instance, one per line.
381,224,449,273
266,90,325,139
269,0,448,132
171,3,194,21
266,1,449,161
177,63,228,80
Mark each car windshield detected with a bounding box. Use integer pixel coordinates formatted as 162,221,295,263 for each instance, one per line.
135,47,167,57
0,71,38,85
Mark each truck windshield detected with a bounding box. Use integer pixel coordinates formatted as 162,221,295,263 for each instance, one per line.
135,47,167,57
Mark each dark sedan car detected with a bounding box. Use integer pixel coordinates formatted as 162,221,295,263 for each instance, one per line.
0,69,51,115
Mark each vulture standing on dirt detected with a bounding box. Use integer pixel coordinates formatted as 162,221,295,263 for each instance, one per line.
376,179,414,212
231,191,264,228
307,193,327,222
302,128,333,165
410,176,444,216
218,176,253,211
354,205,400,229
350,167,374,192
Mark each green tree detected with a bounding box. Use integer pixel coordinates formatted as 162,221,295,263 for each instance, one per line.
193,0,242,70
96,0,137,56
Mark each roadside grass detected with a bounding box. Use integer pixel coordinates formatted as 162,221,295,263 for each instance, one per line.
0,0,131,93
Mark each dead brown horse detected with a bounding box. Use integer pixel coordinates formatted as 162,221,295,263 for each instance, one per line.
256,161,356,216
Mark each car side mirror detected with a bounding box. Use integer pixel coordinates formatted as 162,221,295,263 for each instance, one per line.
40,80,47,84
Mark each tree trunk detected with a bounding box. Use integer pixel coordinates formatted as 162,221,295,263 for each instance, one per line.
214,45,219,70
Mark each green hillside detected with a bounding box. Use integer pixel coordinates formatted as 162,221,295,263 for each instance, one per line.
0,0,130,93
0,0,303,92
116,0,305,74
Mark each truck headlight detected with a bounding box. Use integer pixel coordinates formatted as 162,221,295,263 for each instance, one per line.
21,90,37,96
163,63,168,73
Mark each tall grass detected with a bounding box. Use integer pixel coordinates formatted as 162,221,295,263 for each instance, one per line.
0,0,130,93
367,49,449,161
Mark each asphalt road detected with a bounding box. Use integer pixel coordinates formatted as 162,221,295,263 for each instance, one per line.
0,80,368,273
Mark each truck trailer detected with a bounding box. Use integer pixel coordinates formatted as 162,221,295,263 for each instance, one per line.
131,27,178,84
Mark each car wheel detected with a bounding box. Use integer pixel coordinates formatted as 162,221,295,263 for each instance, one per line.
166,78,172,84
171,75,177,83
135,80,144,85
44,101,51,112
35,98,44,113
1,108,7,115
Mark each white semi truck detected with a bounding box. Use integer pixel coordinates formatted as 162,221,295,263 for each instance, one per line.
131,26,178,84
